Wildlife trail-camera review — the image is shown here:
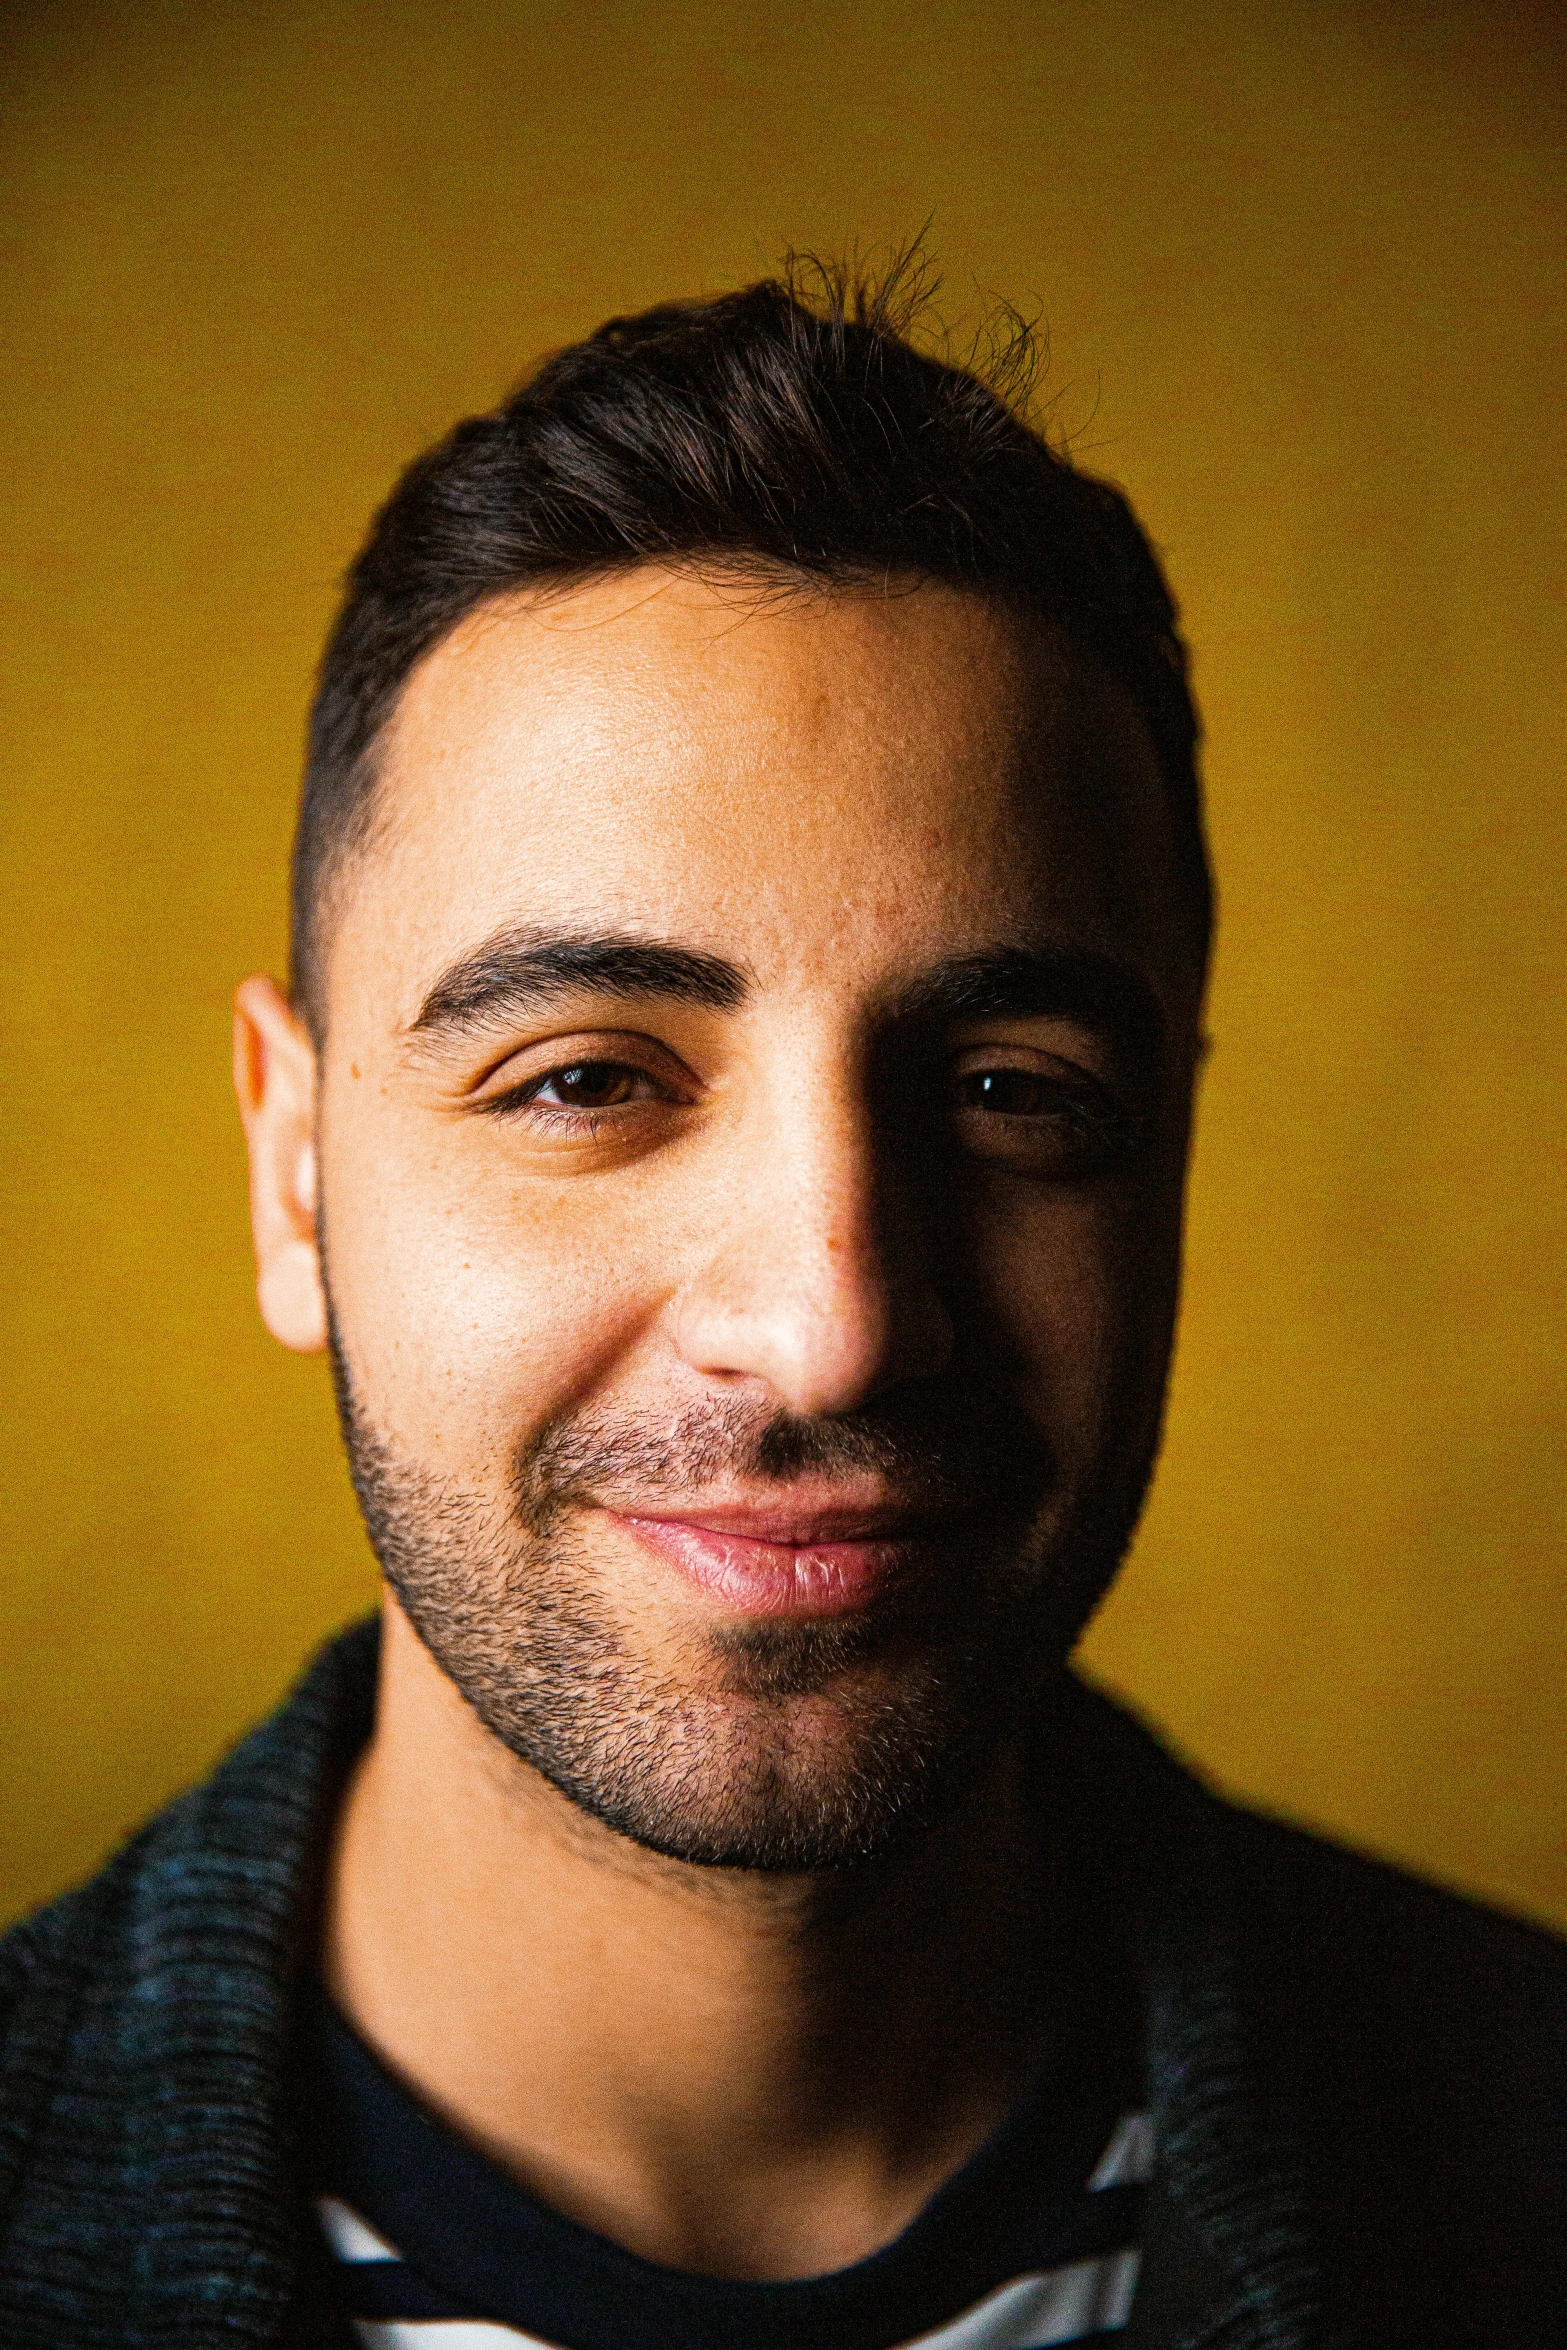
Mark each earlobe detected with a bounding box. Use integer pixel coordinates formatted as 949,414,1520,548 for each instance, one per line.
232,974,329,1354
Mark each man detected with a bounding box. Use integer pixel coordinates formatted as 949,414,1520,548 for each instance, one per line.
1,268,1562,2349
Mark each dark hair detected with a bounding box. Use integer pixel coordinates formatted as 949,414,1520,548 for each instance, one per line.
293,262,1210,1034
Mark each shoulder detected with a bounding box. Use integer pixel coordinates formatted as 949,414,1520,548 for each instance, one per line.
1186,1742,1567,2048
1065,1675,1567,2333
1067,1666,1567,2013
0,1845,145,2303
1060,1670,1567,2098
1,1615,380,2035
0,1843,142,2075
0,1619,379,2326
1216,1787,1567,2326
1070,1674,1567,2313
1220,1780,1565,1967
1212,1785,1567,2131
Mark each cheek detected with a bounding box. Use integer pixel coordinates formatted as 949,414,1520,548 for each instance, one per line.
960,1184,1175,1449
318,1112,666,1461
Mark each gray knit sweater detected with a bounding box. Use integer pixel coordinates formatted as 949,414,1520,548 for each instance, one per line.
2,1621,1564,2348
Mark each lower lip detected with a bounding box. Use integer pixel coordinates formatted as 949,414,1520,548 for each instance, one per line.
616,1515,916,1618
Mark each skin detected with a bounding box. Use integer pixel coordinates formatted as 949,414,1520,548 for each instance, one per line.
234,568,1205,2280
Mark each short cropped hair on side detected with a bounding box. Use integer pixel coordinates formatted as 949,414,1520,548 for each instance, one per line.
291,258,1211,1039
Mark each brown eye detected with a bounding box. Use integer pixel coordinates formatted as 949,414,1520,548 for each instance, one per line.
532,1062,645,1109
957,1069,1056,1117
951,1062,1133,1175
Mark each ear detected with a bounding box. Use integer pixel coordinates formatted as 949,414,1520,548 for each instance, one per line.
233,975,328,1353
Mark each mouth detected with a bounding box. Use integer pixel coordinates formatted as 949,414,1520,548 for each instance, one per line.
607,1491,970,1619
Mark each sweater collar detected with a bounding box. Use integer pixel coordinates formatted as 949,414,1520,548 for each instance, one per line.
101,1623,1328,2347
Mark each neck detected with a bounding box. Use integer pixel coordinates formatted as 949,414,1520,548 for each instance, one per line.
323,1594,1096,2280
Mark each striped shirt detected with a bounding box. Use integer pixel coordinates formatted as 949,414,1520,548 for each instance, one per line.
311,1996,1150,2350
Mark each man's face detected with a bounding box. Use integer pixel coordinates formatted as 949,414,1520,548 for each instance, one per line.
258,571,1203,1869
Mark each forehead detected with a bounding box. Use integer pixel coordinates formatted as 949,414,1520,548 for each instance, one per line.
331,568,1189,1022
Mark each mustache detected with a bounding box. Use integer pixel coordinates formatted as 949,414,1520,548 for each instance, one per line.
512,1384,1055,1532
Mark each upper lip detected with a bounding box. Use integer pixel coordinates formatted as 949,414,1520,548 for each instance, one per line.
611,1491,964,1546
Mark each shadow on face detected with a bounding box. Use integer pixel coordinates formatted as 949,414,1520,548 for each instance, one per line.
242,567,1206,1866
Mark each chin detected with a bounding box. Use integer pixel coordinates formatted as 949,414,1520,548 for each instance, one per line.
468,1642,1011,1875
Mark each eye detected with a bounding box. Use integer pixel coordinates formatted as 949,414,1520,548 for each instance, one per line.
473,1057,671,1121
527,1061,651,1110
950,1059,1134,1175
956,1069,1061,1118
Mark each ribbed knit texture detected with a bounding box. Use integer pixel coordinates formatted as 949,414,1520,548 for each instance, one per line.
0,1622,376,2347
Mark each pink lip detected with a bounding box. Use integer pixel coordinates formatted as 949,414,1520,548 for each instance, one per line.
613,1502,938,1618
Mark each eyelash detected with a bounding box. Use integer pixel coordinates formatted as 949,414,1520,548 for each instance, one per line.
473,1061,668,1125
952,1069,1135,1175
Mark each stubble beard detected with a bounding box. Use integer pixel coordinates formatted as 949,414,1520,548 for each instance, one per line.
329,1326,1158,1874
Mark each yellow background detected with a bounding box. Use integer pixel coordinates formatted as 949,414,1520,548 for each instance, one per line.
3,0,1563,1930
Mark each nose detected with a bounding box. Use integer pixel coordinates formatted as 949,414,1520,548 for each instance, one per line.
670,1067,954,1421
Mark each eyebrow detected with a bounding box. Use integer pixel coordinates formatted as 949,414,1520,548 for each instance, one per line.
893,949,1168,1075
410,927,750,1035
409,926,1165,1072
